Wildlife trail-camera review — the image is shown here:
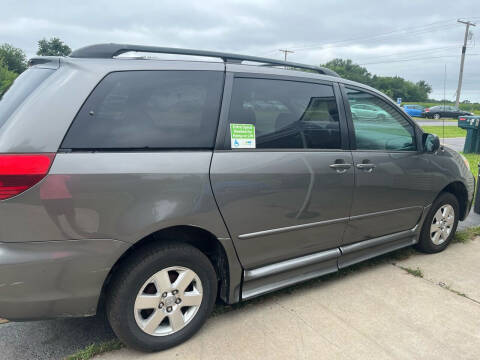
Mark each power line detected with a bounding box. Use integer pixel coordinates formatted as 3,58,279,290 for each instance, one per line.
359,53,480,66
288,20,457,51
356,45,459,63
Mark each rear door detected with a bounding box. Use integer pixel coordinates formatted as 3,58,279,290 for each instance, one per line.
210,74,354,269
340,85,430,245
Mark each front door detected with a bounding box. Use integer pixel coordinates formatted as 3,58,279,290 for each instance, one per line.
341,86,430,245
210,76,353,269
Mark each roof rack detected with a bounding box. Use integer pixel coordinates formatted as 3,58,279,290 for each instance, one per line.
70,43,339,77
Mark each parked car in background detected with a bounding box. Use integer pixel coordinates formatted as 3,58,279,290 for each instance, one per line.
401,104,424,117
351,103,389,120
0,43,475,352
422,105,473,119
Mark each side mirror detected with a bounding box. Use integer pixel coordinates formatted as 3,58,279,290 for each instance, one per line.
423,133,440,153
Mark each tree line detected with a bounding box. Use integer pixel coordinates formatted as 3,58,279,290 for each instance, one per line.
0,38,71,94
322,59,432,102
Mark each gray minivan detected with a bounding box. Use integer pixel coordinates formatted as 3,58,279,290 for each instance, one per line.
0,44,475,352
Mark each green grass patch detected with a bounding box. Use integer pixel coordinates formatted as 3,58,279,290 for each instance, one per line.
398,266,424,278
460,152,480,178
65,340,123,360
442,283,468,298
453,226,480,244
420,126,466,138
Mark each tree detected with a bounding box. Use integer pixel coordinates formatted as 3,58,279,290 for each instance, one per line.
322,59,432,101
323,59,372,86
37,37,72,56
415,80,432,100
0,43,27,74
0,60,18,96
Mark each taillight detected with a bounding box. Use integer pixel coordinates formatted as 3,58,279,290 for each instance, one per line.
0,153,55,200
425,108,430,112
459,117,466,121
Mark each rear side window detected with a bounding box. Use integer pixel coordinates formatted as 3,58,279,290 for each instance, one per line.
61,71,224,150
0,68,55,128
227,78,341,150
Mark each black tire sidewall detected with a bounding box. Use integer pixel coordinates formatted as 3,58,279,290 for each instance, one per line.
418,193,459,253
107,244,217,352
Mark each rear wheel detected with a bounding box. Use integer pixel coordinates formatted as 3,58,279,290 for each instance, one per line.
416,192,459,253
106,242,217,352
433,113,441,120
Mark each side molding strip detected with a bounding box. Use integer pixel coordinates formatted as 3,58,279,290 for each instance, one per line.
238,206,423,240
244,248,340,281
241,225,421,301
340,228,415,255
238,218,348,240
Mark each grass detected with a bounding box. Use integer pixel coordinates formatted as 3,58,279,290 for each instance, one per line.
460,152,480,178
398,266,424,278
453,226,480,244
65,340,123,360
441,283,468,298
420,126,466,138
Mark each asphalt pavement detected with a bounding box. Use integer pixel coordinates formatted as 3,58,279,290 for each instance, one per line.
0,314,115,360
442,137,465,152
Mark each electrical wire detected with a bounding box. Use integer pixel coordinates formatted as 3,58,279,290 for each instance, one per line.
289,21,457,51
359,53,480,66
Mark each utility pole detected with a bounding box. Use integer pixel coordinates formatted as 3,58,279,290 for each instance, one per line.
279,49,294,68
455,19,476,108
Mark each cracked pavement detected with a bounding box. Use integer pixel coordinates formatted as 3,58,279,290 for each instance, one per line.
95,237,480,360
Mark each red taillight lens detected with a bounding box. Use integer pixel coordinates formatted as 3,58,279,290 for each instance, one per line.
0,154,55,200
459,117,466,121
425,108,430,112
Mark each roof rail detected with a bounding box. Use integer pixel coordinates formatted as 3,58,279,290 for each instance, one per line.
70,43,339,77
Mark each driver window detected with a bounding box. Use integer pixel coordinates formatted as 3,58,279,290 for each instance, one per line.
228,78,341,149
346,88,416,151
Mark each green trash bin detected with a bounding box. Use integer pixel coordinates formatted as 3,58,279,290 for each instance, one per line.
458,116,480,154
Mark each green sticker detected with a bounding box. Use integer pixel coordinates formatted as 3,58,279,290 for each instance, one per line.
230,123,256,148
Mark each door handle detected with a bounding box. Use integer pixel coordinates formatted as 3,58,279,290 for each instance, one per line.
356,163,376,172
329,163,352,174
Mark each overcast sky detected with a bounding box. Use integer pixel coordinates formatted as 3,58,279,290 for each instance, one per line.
1,0,479,101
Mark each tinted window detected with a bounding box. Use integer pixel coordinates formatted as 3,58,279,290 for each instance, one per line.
0,68,55,128
346,88,416,151
62,71,224,149
227,78,341,149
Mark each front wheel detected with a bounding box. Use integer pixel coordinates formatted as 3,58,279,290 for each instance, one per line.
416,192,459,253
106,242,218,352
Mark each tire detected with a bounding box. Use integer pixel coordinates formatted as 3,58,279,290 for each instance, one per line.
106,242,218,352
433,113,441,120
416,192,459,253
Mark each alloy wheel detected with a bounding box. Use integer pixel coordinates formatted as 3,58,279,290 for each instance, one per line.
134,266,203,336
430,204,455,245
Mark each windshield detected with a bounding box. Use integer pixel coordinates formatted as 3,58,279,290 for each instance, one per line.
0,67,55,128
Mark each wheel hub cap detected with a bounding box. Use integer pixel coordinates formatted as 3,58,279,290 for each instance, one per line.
430,204,455,245
134,266,203,336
